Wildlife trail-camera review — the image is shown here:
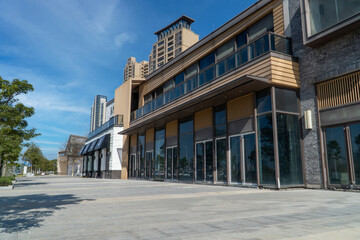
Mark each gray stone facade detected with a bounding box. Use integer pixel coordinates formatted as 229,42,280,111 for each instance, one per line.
286,0,360,188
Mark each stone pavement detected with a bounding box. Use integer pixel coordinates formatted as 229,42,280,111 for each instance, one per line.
0,176,360,240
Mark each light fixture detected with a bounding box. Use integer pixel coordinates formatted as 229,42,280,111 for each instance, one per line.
304,110,312,130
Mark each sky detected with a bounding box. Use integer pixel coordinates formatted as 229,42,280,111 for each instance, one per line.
0,0,257,160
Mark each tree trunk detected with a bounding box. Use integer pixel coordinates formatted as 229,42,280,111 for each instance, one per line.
0,159,3,177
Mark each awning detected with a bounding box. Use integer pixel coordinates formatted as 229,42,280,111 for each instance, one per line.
87,138,99,153
94,134,110,151
81,143,91,155
79,145,86,155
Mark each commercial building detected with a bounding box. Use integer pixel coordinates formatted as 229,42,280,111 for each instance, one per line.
81,93,124,178
123,57,149,83
90,95,107,132
148,15,199,73
118,0,360,190
57,135,87,176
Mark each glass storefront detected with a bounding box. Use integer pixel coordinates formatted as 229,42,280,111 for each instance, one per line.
131,87,303,188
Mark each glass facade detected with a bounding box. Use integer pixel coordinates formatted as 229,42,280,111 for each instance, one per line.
138,134,145,178
325,127,349,185
179,120,194,182
244,134,257,184
154,129,165,180
205,141,214,182
230,136,241,183
196,142,204,181
216,138,227,182
350,123,360,185
257,114,275,185
166,147,178,180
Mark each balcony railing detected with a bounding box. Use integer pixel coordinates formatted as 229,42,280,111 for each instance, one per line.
131,32,292,122
88,114,124,138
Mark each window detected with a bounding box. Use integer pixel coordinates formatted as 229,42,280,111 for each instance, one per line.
256,88,272,114
214,105,226,137
185,63,198,80
174,72,185,86
179,119,194,182
144,93,152,104
168,41,173,46
163,79,174,92
158,56,164,62
216,39,235,60
308,0,360,36
236,31,247,48
168,46,173,52
248,13,274,42
154,129,165,180
199,52,215,71
158,40,164,46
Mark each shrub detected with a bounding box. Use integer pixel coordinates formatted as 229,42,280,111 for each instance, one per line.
10,175,16,181
0,177,12,186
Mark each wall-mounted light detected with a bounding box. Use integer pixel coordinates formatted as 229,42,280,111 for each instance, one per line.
304,110,312,130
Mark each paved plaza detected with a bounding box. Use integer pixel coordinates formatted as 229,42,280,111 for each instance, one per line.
0,176,360,239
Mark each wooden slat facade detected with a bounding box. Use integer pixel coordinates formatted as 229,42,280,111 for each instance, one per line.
317,71,360,110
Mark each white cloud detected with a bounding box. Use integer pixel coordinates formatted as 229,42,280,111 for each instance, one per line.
114,32,135,47
32,140,62,145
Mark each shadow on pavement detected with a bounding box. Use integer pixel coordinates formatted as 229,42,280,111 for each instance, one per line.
14,182,48,188
0,194,94,233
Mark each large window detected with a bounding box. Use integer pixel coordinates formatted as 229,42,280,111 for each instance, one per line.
214,105,226,137
216,138,227,182
154,129,165,180
308,0,360,36
179,120,194,182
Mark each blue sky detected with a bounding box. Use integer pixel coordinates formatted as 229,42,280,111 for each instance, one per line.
0,0,257,160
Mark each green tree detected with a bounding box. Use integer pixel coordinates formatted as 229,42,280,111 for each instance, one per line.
0,76,39,176
22,143,44,173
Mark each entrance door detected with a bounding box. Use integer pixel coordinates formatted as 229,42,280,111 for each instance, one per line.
324,123,360,188
229,133,256,185
166,146,178,181
195,140,213,182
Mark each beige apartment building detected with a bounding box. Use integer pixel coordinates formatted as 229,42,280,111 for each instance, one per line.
148,15,199,73
123,57,149,83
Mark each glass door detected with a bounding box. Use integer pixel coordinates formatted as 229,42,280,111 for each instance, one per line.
195,142,204,182
166,146,178,181
195,140,213,183
229,133,256,185
130,154,136,178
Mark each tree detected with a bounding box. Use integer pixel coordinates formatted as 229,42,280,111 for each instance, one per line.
0,76,39,176
23,143,44,173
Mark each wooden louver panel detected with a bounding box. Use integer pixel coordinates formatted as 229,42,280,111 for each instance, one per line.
317,71,360,110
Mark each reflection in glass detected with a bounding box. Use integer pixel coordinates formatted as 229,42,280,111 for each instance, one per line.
230,136,241,183
154,129,165,180
138,134,145,178
256,88,272,113
146,151,153,179
325,127,349,185
244,134,257,184
167,148,173,179
196,143,204,181
206,141,214,182
173,147,178,180
277,114,303,185
179,120,194,182
215,106,226,137
275,88,298,113
350,123,360,185
216,138,227,182
257,114,275,185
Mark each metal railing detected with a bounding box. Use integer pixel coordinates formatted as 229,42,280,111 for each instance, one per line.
88,114,123,138
131,32,292,121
